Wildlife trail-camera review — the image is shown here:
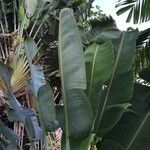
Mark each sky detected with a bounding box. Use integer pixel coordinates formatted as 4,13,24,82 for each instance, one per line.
93,0,150,31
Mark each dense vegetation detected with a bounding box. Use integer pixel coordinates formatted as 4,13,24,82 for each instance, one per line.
0,0,149,150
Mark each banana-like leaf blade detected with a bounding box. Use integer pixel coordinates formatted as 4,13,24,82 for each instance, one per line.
0,63,43,141
59,8,92,148
94,30,138,134
100,70,134,105
98,103,131,137
0,137,18,150
59,8,86,91
37,84,58,132
66,89,93,139
99,84,150,150
84,42,114,115
56,90,93,139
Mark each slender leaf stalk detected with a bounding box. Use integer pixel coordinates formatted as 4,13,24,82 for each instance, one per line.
29,3,45,37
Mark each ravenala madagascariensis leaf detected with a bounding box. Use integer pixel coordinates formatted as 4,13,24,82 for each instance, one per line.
99,84,150,150
84,41,114,115
100,69,134,106
57,100,93,150
37,84,58,132
94,30,138,134
97,103,131,137
59,8,86,91
59,8,93,148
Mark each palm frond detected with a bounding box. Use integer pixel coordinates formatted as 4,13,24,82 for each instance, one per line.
116,0,150,24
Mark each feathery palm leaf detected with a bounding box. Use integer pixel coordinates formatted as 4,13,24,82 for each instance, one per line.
116,0,150,24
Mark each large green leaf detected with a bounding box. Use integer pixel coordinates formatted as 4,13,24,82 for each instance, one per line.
98,103,131,137
59,8,92,149
99,84,150,150
100,70,134,105
112,30,138,73
66,89,93,139
37,84,58,132
25,37,57,137
84,41,114,115
0,138,8,150
93,30,138,134
56,90,93,146
56,93,93,150
5,144,18,150
59,8,86,91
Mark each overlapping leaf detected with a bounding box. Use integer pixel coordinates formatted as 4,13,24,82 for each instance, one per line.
81,17,118,44
59,8,93,148
84,42,114,115
99,84,150,150
37,84,58,132
93,30,138,135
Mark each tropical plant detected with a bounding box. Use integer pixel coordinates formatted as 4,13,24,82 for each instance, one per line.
116,0,150,24
0,0,150,150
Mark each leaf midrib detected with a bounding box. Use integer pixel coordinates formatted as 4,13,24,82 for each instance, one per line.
88,45,99,100
95,34,125,134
